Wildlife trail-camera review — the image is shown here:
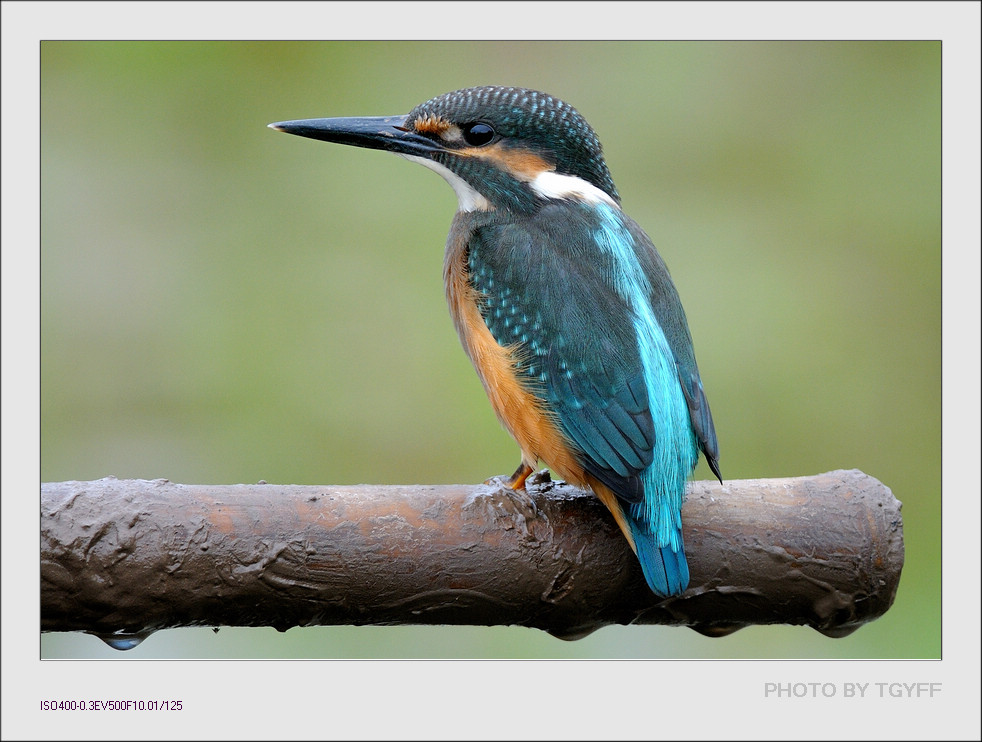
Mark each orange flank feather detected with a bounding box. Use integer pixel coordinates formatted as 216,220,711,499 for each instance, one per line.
582,476,639,555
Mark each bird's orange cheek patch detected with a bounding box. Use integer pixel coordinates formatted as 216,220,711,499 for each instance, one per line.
460,143,554,182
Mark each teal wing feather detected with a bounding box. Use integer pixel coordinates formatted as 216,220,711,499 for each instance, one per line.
467,204,657,503
466,201,717,596
623,218,721,482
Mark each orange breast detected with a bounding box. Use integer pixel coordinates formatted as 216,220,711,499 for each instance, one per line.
442,214,639,555
443,215,584,483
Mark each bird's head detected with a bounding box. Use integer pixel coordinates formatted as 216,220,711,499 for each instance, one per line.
270,86,621,214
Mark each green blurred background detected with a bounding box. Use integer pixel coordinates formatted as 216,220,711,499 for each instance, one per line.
40,41,939,659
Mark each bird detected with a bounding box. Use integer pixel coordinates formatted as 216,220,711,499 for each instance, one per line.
269,86,720,598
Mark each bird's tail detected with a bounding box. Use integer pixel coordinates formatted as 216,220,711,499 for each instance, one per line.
627,516,689,597
586,479,690,597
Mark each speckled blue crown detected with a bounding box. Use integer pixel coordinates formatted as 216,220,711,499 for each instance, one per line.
407,86,620,203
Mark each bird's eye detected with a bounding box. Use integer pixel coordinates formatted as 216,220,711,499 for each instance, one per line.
461,122,495,146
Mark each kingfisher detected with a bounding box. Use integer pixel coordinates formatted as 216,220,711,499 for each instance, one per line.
270,86,720,597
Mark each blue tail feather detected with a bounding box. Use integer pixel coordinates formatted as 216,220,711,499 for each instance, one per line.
629,517,689,597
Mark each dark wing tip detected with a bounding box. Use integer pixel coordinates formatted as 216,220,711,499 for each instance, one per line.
678,368,721,484
706,451,723,485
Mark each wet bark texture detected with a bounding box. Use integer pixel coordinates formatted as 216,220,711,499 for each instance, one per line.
41,469,903,642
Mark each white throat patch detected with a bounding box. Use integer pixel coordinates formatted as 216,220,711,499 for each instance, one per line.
401,154,618,213
401,154,492,212
531,170,619,208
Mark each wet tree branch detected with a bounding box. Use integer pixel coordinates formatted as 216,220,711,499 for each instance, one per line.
41,469,903,643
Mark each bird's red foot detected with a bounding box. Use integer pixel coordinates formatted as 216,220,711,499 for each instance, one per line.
506,462,534,491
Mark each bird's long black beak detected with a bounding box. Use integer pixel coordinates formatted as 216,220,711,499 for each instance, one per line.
268,115,442,158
